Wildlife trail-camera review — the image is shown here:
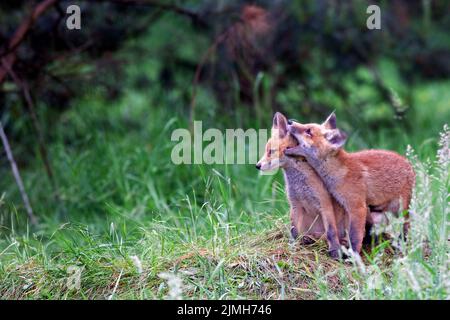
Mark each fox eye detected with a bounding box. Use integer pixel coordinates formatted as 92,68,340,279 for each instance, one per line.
268,149,275,155
305,129,313,137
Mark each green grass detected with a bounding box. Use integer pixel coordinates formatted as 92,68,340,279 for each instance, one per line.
0,19,449,299
0,86,448,299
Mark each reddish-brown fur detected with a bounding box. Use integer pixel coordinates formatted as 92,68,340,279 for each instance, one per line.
286,113,415,253
256,113,347,258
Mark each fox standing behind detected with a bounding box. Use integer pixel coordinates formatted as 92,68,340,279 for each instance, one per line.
286,113,416,253
256,113,348,258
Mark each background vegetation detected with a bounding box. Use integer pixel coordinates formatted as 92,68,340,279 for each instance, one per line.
0,0,448,299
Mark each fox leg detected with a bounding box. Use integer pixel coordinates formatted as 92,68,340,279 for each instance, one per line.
290,205,315,241
326,224,341,259
297,210,323,245
290,207,301,239
285,146,307,157
364,207,375,244
318,203,341,259
347,202,368,254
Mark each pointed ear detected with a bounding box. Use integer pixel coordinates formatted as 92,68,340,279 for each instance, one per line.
325,129,347,149
322,112,337,130
272,112,288,137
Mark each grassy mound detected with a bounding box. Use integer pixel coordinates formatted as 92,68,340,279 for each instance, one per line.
0,65,448,299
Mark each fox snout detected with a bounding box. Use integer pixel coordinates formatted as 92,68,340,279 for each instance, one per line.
255,163,262,170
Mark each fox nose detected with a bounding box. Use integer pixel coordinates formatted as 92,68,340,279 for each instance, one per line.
255,163,261,170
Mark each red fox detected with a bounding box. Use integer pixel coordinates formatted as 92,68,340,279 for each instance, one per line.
285,113,415,253
256,112,347,258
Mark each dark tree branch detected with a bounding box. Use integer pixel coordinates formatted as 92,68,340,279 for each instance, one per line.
190,31,229,130
87,0,207,26
0,0,60,84
0,120,37,225
1,60,56,187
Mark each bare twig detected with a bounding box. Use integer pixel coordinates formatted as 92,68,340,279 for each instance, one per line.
0,0,59,84
1,60,56,186
87,0,205,25
190,31,229,130
108,269,123,300
0,120,37,225
369,65,407,117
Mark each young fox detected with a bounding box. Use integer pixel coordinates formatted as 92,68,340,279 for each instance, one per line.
285,113,415,253
256,112,347,258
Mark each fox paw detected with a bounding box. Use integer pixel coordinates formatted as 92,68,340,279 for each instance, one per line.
284,146,304,157
300,235,316,245
290,226,298,239
328,248,342,260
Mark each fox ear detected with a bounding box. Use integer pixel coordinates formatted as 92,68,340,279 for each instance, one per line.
322,112,337,130
325,129,347,149
272,112,288,137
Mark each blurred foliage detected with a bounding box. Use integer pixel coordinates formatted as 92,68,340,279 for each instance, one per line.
0,1,448,300
0,0,449,169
